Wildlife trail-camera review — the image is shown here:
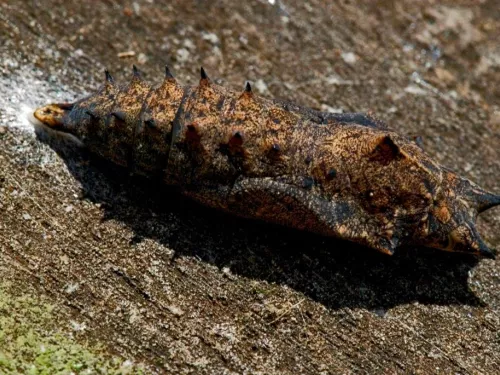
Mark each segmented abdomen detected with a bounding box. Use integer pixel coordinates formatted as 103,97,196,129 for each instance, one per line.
72,68,351,193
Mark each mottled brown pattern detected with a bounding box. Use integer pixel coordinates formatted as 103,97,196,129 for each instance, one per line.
135,71,184,176
34,67,500,258
108,68,151,167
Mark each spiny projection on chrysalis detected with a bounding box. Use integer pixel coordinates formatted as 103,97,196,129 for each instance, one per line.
34,65,500,258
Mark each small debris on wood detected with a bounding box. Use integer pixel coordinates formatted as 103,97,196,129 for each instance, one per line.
117,51,136,58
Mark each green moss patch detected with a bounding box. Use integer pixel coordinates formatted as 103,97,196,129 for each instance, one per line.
0,283,145,375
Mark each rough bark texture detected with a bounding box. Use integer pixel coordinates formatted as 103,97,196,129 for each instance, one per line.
1,0,499,374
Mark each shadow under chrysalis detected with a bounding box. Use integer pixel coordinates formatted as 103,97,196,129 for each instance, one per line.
34,123,484,310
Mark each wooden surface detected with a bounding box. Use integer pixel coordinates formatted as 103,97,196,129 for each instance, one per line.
1,1,499,373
